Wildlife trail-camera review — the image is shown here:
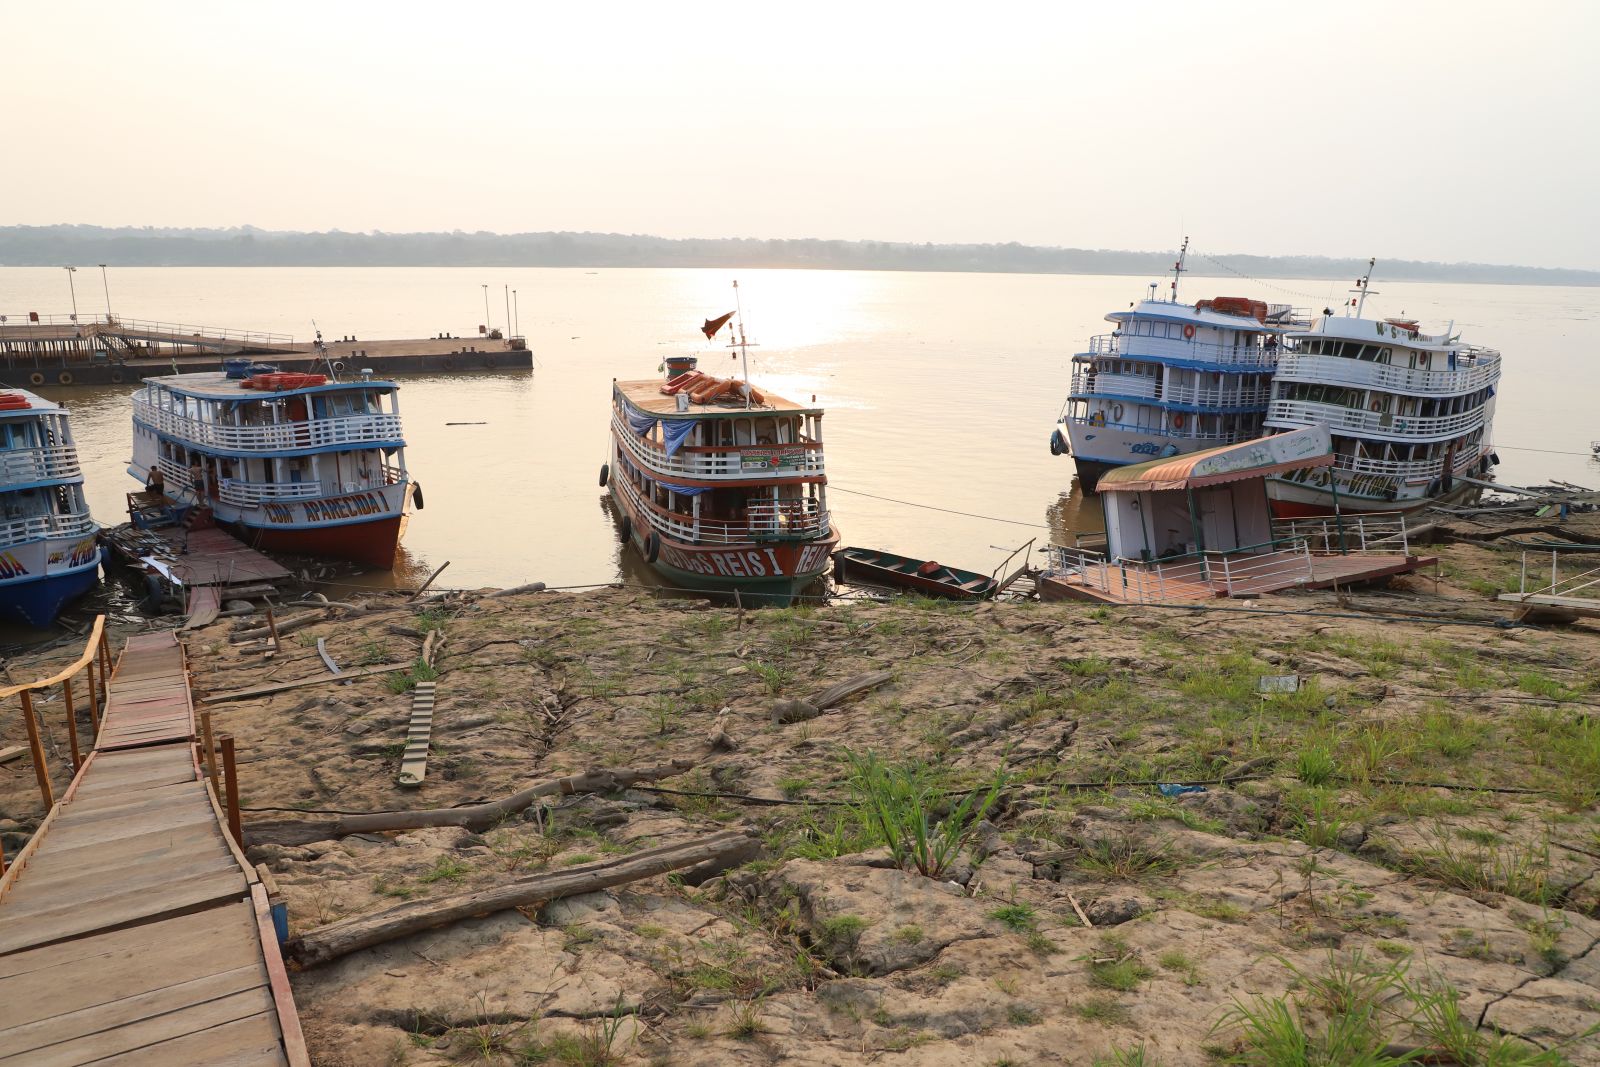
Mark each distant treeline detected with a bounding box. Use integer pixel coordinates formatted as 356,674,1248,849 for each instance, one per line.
1,225,1594,286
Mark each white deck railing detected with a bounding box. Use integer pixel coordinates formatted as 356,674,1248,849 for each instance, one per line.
1266,399,1487,441
1084,333,1281,368
1271,512,1411,555
134,395,403,453
1335,447,1483,481
1061,413,1262,445
0,510,96,547
615,472,831,545
1274,352,1500,396
611,413,825,481
0,445,82,486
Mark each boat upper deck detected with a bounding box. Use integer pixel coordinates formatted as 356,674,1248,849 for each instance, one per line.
141,371,398,401
615,379,820,419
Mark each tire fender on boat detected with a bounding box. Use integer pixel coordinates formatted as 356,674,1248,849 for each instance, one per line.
411,482,425,510
110,369,126,384
645,532,661,564
619,514,632,544
1049,428,1066,456
598,463,609,487
29,372,44,386
1111,403,1124,423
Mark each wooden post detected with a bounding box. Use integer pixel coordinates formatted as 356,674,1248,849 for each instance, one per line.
201,711,221,798
734,589,743,630
220,735,243,845
84,655,99,743
19,691,53,808
62,677,81,771
265,607,280,654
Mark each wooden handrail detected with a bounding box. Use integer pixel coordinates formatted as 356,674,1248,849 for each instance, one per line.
0,615,106,700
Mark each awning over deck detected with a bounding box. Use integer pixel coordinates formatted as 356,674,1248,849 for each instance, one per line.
1098,425,1333,493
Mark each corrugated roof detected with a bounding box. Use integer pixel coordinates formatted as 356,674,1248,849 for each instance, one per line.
1098,425,1333,493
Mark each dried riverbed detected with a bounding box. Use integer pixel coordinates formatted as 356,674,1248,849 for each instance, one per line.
4,547,1600,1065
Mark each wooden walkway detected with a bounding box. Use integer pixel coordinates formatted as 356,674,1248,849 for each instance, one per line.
0,632,308,1065
1042,550,1434,605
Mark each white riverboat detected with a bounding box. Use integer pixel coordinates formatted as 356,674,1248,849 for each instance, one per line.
1053,240,1305,490
128,370,417,568
1264,262,1500,516
0,390,99,626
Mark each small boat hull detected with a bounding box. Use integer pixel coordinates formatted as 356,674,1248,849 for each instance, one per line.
0,555,101,627
834,546,998,600
1266,475,1481,518
224,515,404,570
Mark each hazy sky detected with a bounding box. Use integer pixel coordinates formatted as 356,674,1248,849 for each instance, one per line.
8,1,1597,268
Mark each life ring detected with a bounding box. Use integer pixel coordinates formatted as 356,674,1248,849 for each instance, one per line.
1369,400,1382,413
1110,404,1124,422
619,514,632,544
1182,324,1196,340
1172,413,1186,429
58,371,73,385
1049,428,1066,456
29,373,44,386
598,463,610,487
110,369,125,384
645,531,661,564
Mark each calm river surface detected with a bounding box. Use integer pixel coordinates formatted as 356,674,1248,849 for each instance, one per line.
1,266,1596,597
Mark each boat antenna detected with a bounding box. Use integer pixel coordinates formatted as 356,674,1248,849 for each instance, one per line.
1350,257,1378,318
1169,236,1188,303
729,279,758,409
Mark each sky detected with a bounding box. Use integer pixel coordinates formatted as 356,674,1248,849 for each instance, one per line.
6,0,1598,269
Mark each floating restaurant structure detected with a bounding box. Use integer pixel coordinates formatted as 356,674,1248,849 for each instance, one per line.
1041,425,1431,604
0,312,530,385
128,370,417,569
0,390,99,625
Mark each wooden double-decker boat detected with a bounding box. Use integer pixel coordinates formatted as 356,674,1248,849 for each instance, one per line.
604,302,837,605
128,369,417,569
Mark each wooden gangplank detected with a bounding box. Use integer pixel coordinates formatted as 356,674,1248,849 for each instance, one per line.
0,632,308,1066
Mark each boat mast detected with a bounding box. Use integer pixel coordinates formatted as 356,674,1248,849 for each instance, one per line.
1169,236,1188,303
730,279,758,409
1350,257,1378,318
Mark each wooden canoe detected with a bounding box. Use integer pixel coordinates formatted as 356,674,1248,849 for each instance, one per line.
833,546,998,600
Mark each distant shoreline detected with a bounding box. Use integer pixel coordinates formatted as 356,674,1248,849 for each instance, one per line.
2,225,1596,287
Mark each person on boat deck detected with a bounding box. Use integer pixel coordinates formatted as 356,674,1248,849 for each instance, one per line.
188,458,207,498
145,466,165,494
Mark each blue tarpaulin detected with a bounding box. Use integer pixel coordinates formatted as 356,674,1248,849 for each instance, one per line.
626,410,658,436
663,419,696,457
661,481,709,496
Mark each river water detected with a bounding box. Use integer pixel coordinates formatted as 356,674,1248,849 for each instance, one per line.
0,266,1596,601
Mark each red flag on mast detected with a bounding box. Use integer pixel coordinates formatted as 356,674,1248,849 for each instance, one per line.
701,311,734,340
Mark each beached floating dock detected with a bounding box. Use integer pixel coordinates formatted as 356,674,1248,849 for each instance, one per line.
0,626,308,1065
0,313,530,385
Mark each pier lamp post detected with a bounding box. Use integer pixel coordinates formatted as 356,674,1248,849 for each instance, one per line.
481,284,491,335
98,264,112,320
63,266,79,322
512,289,519,338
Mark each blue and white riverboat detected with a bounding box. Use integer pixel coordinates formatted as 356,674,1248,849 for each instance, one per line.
1052,240,1304,491
0,389,100,626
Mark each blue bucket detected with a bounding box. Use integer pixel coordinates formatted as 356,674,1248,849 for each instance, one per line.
222,358,253,379
247,363,279,376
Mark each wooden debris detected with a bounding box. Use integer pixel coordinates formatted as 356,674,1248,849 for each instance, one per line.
410,561,452,601
1068,891,1094,929
315,638,345,680
246,759,697,846
809,670,894,711
0,745,23,764
485,582,548,599
202,662,414,703
231,606,365,644
288,830,756,967
707,708,736,751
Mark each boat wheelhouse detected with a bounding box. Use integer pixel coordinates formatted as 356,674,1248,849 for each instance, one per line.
0,390,99,626
1055,240,1304,490
129,370,414,568
605,355,838,605
1264,262,1501,516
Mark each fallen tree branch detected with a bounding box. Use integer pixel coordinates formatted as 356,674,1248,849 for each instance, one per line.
201,661,414,702
486,582,548,599
809,670,894,711
232,603,369,642
288,830,757,967
245,759,698,845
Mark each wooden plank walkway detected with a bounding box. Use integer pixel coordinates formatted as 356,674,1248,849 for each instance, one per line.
0,632,308,1066
1042,551,1433,605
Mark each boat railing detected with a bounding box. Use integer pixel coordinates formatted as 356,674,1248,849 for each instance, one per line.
217,480,327,507
1274,351,1500,396
1070,371,1272,410
1270,512,1410,556
611,413,825,480
0,445,82,486
1336,448,1483,480
0,509,96,547
133,397,403,452
616,472,830,544
1201,540,1315,596
1511,551,1600,601
1061,413,1260,444
1085,333,1280,368
380,463,406,485
1266,399,1487,441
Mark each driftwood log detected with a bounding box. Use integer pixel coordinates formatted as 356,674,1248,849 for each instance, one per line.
287,829,757,967
231,603,369,643
246,759,697,846
770,670,894,724
486,582,548,599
